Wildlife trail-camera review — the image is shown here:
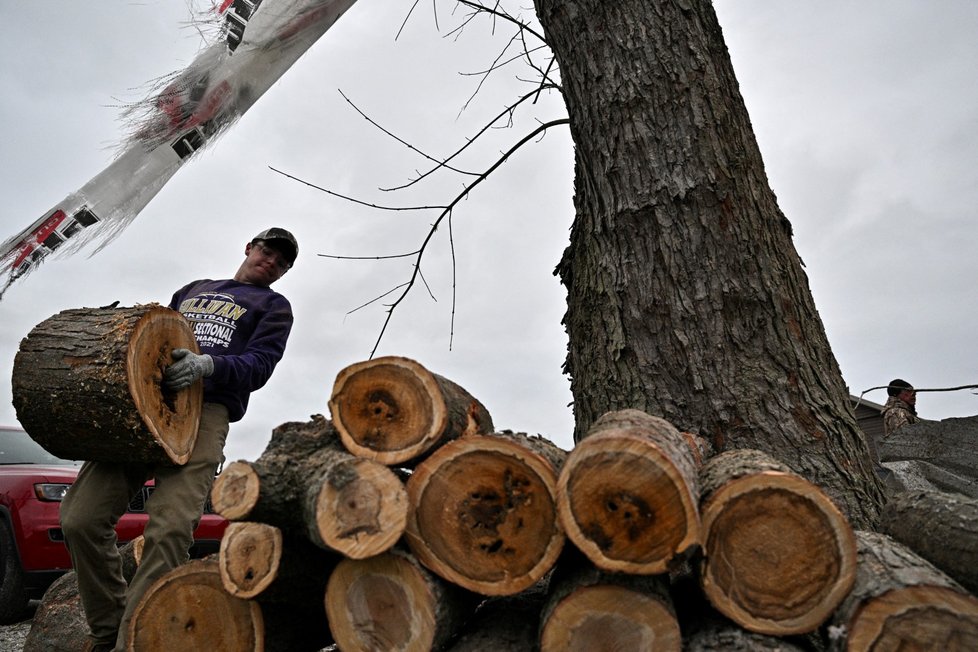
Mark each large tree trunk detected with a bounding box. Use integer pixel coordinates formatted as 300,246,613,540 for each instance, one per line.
12,305,202,464
535,0,883,528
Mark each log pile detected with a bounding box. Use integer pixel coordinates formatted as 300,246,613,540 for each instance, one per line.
24,354,978,650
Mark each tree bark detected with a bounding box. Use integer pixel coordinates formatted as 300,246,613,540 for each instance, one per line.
682,615,809,652
879,490,978,595
218,522,339,604
444,583,547,652
535,0,883,529
12,305,202,465
557,409,701,575
405,430,566,596
127,557,263,651
698,449,857,635
325,547,479,652
829,530,978,652
538,558,680,652
329,356,494,465
210,415,408,558
879,416,978,498
25,537,143,652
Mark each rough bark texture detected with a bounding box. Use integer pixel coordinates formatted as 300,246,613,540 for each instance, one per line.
879,490,978,595
682,614,809,652
405,430,567,596
325,547,479,652
539,557,680,651
329,356,495,466
879,416,978,498
25,538,143,652
444,583,547,652
127,557,263,651
829,530,978,651
557,409,701,575
536,0,883,530
699,449,857,635
219,522,339,606
210,415,408,558
12,305,202,464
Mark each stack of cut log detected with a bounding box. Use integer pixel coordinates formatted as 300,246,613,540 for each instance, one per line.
19,341,978,649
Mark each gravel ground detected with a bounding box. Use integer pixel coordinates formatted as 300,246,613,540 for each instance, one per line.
0,603,36,651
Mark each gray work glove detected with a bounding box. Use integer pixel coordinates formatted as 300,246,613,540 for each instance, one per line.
163,348,214,391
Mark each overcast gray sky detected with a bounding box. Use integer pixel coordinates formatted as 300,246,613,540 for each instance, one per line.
2,1,976,463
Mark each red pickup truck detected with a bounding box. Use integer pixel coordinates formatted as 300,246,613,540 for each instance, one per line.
0,426,228,622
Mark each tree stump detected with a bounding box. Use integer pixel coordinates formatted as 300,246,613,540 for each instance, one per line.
539,557,681,652
830,530,978,651
12,305,202,465
880,490,978,595
210,415,408,558
404,430,566,596
557,409,702,575
698,448,857,635
325,548,479,652
25,537,144,652
329,356,494,465
127,557,263,651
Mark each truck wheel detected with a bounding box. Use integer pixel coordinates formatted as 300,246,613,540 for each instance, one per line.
0,518,28,623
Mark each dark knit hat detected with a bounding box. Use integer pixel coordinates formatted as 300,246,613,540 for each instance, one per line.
887,378,913,397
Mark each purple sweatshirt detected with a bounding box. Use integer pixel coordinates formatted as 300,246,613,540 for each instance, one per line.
169,279,293,422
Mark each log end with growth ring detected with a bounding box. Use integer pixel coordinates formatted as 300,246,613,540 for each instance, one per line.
326,552,442,652
700,471,856,635
219,522,283,599
210,461,261,521
126,305,203,465
316,457,408,559
540,584,681,652
128,558,263,651
558,430,701,575
405,434,564,596
846,584,978,650
329,356,447,464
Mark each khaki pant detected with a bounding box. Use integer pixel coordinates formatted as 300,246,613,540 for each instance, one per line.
61,403,229,651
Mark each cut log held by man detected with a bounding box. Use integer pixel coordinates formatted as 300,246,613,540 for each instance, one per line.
12,305,202,465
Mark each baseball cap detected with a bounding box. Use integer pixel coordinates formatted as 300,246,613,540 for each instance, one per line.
252,227,298,265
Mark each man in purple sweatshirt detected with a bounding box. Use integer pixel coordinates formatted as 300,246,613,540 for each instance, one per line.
61,228,296,652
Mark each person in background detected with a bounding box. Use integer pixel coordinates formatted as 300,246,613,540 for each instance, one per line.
60,227,297,652
881,378,920,437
